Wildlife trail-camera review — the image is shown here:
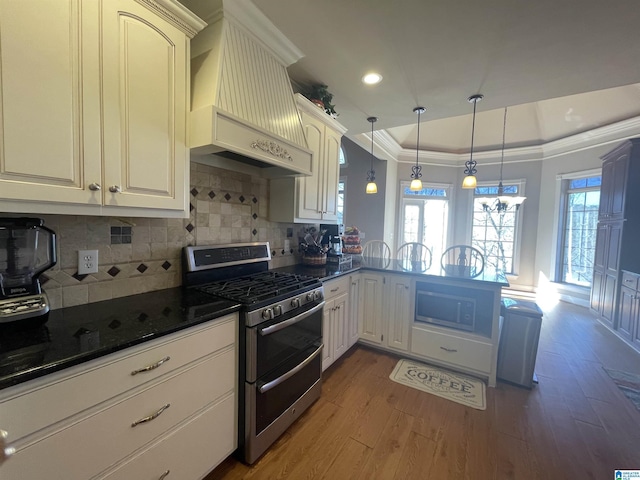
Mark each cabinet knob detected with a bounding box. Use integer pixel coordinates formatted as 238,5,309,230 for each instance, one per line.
88,183,101,191
0,430,15,465
109,185,122,193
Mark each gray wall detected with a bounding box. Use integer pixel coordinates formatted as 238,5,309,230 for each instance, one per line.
340,137,387,241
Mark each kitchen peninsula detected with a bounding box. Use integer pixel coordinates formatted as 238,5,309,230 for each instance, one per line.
275,256,508,387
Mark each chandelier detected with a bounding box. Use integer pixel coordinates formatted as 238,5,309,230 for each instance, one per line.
476,107,526,212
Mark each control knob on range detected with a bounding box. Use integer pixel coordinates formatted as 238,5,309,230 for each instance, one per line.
261,308,273,320
290,298,301,309
314,290,323,301
306,292,314,302
273,305,283,316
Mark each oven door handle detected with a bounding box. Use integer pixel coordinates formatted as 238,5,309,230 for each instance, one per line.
259,301,325,336
257,343,324,394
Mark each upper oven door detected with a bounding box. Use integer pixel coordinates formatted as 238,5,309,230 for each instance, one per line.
246,300,323,383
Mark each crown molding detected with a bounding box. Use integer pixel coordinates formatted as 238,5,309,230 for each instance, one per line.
136,0,207,37
542,115,640,159
352,114,640,167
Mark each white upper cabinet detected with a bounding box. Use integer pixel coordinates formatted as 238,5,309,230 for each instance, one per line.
0,0,205,217
269,94,347,223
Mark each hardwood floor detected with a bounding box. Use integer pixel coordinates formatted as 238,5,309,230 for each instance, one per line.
205,299,640,479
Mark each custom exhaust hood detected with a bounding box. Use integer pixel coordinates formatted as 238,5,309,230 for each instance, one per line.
189,0,312,177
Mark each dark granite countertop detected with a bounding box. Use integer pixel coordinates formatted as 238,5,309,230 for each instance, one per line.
358,257,510,286
273,257,509,287
272,263,359,281
0,288,240,391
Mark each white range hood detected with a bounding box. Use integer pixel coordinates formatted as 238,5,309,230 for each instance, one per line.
189,0,312,177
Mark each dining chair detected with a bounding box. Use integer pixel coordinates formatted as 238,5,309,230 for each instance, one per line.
441,245,485,277
362,240,391,260
396,242,432,270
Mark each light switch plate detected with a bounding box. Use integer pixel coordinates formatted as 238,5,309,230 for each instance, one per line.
78,249,99,275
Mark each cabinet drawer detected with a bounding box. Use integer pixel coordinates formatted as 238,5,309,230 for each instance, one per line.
98,393,236,480
411,326,492,374
324,276,350,300
621,271,640,291
1,314,236,441
1,347,235,480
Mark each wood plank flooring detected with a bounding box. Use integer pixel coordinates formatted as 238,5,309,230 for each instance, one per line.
205,299,640,479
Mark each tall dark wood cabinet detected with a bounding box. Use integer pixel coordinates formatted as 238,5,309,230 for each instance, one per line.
590,139,640,335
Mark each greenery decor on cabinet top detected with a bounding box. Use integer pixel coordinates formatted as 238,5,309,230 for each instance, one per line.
301,84,338,117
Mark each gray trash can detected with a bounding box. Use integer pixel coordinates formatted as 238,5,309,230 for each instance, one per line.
497,297,543,388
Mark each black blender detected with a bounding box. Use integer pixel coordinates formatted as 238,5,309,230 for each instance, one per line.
0,218,57,325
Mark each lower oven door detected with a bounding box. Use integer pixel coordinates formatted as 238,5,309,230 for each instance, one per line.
244,342,323,464
247,300,323,382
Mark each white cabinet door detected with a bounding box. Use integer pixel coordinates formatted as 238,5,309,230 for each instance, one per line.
0,0,101,205
0,0,197,216
322,301,333,371
359,273,384,344
348,275,361,347
385,275,412,352
322,285,349,372
321,126,342,221
332,292,349,360
101,0,188,212
297,115,324,221
268,95,346,224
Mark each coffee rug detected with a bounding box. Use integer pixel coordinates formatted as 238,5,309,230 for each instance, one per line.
603,368,640,412
389,359,486,410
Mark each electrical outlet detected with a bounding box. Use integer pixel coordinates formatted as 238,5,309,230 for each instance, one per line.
78,249,99,275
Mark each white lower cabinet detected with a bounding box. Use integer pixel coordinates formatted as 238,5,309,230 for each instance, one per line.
0,314,238,480
99,393,235,480
358,272,385,345
355,270,500,386
357,272,412,351
411,326,493,375
348,274,361,348
322,276,350,371
384,274,412,352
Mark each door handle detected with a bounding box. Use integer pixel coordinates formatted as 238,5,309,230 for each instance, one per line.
260,301,325,336
257,344,323,394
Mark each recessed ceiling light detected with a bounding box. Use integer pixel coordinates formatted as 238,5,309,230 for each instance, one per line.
362,72,383,85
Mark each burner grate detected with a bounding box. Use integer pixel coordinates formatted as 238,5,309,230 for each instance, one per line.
197,271,320,304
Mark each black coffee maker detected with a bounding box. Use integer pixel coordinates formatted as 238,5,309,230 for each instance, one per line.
0,217,57,325
320,224,343,264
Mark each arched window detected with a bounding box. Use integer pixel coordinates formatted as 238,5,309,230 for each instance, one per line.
339,146,346,166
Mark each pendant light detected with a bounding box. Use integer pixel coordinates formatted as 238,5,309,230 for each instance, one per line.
462,94,483,189
365,116,378,194
410,106,426,191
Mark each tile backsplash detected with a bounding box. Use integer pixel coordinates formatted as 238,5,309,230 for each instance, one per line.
36,162,299,309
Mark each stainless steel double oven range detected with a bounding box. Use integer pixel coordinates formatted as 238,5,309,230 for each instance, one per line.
183,242,324,464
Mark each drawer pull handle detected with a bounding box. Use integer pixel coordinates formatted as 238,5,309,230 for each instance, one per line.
625,279,634,283
131,356,171,375
440,346,458,353
131,403,170,427
1,430,15,466
330,287,339,292
158,470,170,480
